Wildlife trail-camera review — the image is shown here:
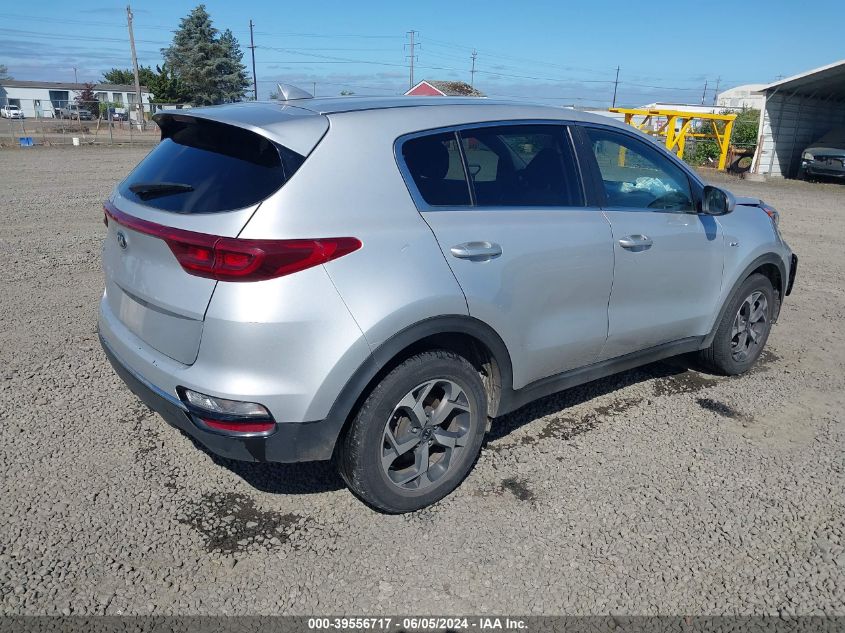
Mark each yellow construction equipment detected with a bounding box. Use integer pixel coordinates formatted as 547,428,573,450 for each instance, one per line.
609,107,737,170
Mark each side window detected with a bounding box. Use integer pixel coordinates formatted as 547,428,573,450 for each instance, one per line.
460,125,582,207
585,127,694,211
401,132,471,206
461,136,499,182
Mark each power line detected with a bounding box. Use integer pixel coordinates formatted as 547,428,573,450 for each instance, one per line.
255,78,398,93
0,27,169,45
257,45,407,68
259,59,405,66
420,36,760,89
257,45,716,96
0,13,762,89
0,17,758,104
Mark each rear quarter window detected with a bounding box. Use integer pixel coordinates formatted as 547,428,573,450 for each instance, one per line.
401,132,472,207
120,116,304,213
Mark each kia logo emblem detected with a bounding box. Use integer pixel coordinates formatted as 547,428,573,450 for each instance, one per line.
117,231,128,249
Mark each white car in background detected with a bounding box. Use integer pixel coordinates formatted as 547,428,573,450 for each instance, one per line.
1,105,24,119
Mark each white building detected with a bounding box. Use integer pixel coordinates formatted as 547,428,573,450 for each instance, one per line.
638,102,726,115
716,84,766,110
0,80,152,119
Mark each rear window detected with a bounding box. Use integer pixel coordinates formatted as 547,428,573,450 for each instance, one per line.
120,116,304,213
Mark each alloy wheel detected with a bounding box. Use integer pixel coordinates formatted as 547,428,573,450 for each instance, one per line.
381,379,473,491
731,290,768,362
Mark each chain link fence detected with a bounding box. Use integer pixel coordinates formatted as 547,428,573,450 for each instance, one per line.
0,99,194,148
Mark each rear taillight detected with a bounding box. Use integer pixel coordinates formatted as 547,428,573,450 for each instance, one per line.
104,202,361,282
178,388,276,436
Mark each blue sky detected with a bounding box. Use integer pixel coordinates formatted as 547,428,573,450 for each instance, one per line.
1,0,843,106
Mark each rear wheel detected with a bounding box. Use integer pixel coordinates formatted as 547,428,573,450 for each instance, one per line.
699,273,774,375
337,350,487,513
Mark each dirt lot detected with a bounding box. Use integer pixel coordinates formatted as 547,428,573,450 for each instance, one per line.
0,146,843,616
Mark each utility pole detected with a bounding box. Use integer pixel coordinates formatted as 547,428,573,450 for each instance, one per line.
73,67,78,84
612,65,620,107
405,30,419,89
470,49,477,88
126,5,144,129
700,79,708,105
312,81,316,96
712,76,721,105
248,19,258,100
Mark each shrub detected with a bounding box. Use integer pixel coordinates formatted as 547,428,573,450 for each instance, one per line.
684,108,760,167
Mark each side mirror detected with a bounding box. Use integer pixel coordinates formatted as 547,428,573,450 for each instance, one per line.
701,185,736,215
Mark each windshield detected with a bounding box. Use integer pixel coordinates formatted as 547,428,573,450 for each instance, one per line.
815,127,845,148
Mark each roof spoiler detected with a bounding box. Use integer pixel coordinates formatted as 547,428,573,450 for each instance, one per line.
274,83,313,101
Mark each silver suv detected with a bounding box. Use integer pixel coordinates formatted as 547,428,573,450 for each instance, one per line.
99,96,797,512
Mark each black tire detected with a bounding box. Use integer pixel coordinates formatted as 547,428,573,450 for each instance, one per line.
699,273,775,375
337,350,487,513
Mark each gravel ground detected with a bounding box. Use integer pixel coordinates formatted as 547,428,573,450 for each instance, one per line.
0,146,843,616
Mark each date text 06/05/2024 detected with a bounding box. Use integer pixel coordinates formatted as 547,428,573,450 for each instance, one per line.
307,617,528,631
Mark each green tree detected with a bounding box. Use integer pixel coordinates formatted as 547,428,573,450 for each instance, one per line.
218,28,250,102
102,68,133,84
0,64,12,80
147,64,186,103
162,5,247,105
102,66,156,87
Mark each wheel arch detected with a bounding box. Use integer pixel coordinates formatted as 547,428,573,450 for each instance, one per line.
703,252,787,349
323,315,514,458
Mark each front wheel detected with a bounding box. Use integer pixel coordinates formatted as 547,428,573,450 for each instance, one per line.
699,273,775,375
337,350,487,513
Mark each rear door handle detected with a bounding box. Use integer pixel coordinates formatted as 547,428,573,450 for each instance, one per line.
618,234,653,251
450,241,503,261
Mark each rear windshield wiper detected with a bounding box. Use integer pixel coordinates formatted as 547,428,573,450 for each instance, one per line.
128,182,194,200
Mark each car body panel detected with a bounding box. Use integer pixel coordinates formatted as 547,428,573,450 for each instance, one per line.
712,202,792,313
99,262,370,424
154,102,329,157
420,207,614,387
103,192,260,364
598,209,724,359
239,108,473,351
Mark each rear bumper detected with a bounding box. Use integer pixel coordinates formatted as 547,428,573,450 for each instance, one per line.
100,334,338,463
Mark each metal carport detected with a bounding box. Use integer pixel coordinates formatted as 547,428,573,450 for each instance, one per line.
751,60,845,178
